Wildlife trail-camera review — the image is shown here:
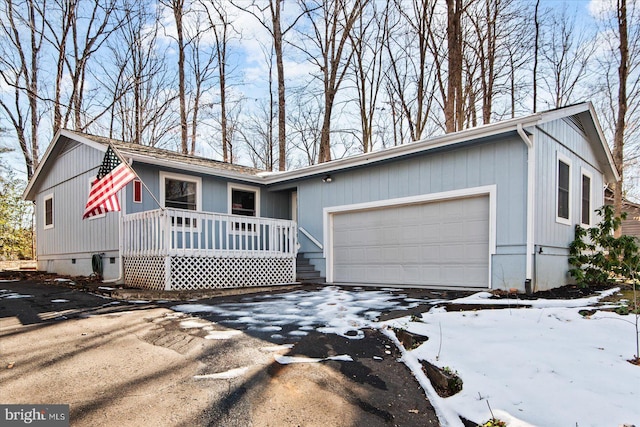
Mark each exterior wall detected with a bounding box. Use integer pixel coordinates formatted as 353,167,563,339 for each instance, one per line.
296,135,529,290
125,163,291,219
533,119,607,290
34,138,120,279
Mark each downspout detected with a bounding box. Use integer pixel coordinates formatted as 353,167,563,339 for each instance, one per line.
517,124,535,293
102,175,128,284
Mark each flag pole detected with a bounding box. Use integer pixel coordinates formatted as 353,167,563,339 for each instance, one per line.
108,143,165,210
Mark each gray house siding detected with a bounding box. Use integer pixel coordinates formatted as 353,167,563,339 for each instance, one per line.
34,139,120,278
533,120,606,290
296,135,528,289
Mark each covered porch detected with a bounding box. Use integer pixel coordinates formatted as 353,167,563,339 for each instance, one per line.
121,208,298,291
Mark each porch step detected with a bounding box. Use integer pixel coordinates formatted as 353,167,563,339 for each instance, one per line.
296,254,325,284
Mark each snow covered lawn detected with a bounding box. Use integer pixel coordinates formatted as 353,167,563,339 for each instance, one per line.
171,285,639,426
385,288,640,427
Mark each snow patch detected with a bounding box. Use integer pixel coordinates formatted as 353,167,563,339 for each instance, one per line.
194,367,248,380
274,354,354,364
204,330,242,340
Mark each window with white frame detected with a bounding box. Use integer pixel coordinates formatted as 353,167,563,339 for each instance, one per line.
160,172,201,211
228,183,260,232
581,169,592,226
160,172,201,227
557,153,571,224
44,194,54,229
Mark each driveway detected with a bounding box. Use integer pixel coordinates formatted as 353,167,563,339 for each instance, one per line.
0,273,466,426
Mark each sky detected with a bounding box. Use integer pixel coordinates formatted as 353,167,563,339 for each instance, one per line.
169,284,640,426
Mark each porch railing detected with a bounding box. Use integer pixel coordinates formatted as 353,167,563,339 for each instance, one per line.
122,208,297,258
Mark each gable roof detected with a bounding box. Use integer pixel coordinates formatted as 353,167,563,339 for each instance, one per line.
24,102,619,200
24,130,264,200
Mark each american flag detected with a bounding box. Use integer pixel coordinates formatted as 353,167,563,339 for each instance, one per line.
83,145,136,219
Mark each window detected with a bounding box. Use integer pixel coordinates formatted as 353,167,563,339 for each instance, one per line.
133,180,142,203
160,172,201,211
228,184,260,217
557,154,571,224
44,194,54,229
581,169,592,226
232,190,256,216
228,184,260,232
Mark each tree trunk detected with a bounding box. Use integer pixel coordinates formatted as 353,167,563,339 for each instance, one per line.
173,0,188,154
272,0,287,171
613,0,628,237
445,0,462,133
533,0,540,113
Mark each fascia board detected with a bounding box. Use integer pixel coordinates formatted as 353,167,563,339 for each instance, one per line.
24,130,113,200
24,130,62,200
586,103,620,183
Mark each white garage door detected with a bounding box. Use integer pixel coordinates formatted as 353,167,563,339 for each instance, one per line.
331,195,490,288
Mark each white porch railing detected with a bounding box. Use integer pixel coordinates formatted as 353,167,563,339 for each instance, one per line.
122,208,297,257
121,208,297,290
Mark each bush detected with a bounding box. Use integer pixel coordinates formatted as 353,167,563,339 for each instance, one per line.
569,205,640,287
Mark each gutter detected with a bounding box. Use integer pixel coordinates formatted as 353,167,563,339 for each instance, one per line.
517,124,535,291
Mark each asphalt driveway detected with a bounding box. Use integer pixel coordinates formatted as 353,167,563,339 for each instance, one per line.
0,273,467,426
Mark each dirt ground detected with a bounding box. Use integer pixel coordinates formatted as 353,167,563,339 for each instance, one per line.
0,274,441,426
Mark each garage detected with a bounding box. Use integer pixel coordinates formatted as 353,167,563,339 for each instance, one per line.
330,195,491,288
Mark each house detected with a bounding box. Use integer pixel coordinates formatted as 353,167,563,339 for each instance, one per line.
24,102,618,292
603,188,640,240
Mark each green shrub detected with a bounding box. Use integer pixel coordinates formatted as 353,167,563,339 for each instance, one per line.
569,205,640,287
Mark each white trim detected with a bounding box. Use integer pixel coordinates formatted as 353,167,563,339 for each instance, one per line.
227,183,261,217
580,167,593,227
43,193,54,229
556,152,572,226
159,171,202,211
322,185,497,287
299,227,323,250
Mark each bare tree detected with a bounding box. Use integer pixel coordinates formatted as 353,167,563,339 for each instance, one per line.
233,1,307,171
349,1,386,153
239,45,276,171
200,0,239,163
45,0,124,133
160,0,189,154
592,0,640,225
445,0,465,133
0,0,45,179
296,0,368,164
288,89,322,167
613,0,630,233
387,0,439,140
103,0,177,147
533,0,540,113
539,5,596,109
186,8,218,155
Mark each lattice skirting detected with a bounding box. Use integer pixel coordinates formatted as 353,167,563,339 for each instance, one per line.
124,256,166,291
124,256,295,291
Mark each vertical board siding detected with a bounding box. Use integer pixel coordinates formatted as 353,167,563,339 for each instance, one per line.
36,142,119,257
534,124,606,249
296,136,528,255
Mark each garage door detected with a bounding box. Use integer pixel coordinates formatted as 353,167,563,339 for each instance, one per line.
331,195,490,288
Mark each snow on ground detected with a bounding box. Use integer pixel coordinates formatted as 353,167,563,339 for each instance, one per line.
172,286,434,341
385,288,640,427
171,286,640,426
